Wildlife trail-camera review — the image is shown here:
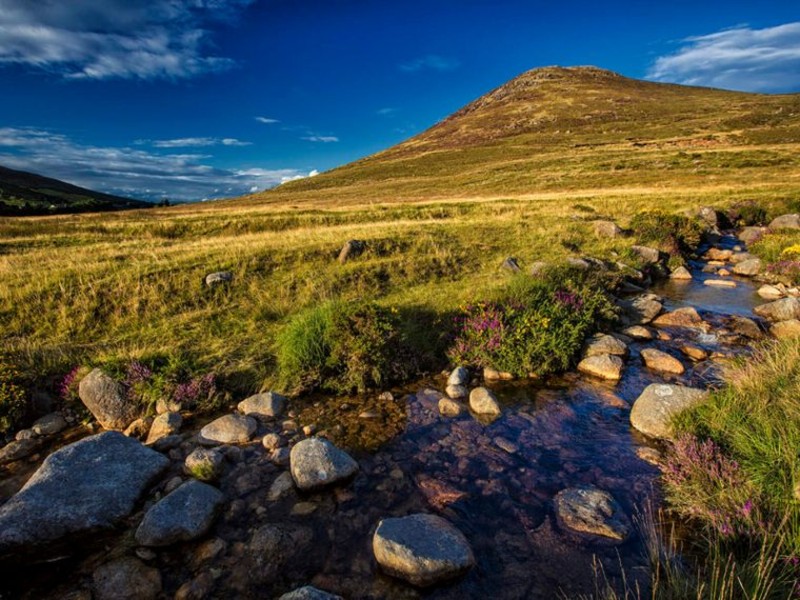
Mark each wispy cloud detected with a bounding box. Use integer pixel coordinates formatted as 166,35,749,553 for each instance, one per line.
141,137,252,148
648,22,800,92
399,54,460,73
301,135,339,143
377,107,398,116
255,116,280,124
0,127,314,201
0,0,255,80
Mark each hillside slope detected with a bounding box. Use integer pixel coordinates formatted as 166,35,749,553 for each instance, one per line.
0,165,149,214
233,66,800,207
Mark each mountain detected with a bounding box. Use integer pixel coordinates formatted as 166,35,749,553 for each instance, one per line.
0,165,150,215
236,66,800,207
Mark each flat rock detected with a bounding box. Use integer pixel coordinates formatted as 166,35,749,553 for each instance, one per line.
145,412,182,445
554,486,631,542
640,348,684,374
31,413,67,436
630,384,708,439
237,392,286,419
758,285,785,299
704,279,736,288
439,397,465,417
704,248,733,261
577,354,623,380
583,334,628,357
679,344,708,361
199,414,256,445
754,298,800,322
78,368,141,430
93,556,162,600
279,587,343,600
205,271,233,287
618,296,663,325
769,214,800,230
468,387,501,415
447,366,470,386
652,307,707,330
770,319,800,339
0,432,169,560
732,258,762,276
135,480,224,547
373,513,475,587
622,325,654,340
290,437,358,491
669,266,692,280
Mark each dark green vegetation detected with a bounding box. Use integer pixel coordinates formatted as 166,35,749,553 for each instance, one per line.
0,164,149,215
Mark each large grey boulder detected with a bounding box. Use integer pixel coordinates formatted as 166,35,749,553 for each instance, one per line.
78,368,140,430
754,298,800,322
732,258,762,276
199,414,257,445
769,214,800,230
135,480,224,547
618,295,663,325
0,432,169,560
554,486,631,542
468,387,501,415
373,513,475,587
279,587,343,600
630,384,708,439
583,334,628,357
630,245,661,264
93,556,162,600
290,438,358,491
237,391,286,419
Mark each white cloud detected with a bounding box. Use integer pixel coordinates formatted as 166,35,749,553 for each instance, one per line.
144,137,251,148
377,107,398,116
255,116,280,124
301,135,339,143
0,127,314,201
399,54,460,73
648,22,800,92
0,0,255,80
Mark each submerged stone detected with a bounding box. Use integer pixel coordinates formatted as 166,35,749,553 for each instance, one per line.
577,354,623,380
554,486,631,542
630,384,708,439
290,437,358,490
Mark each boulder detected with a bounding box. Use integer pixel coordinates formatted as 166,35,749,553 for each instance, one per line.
630,384,708,439
754,298,800,322
0,432,169,560
697,206,720,229
204,271,233,287
669,266,692,280
145,412,182,445
337,240,366,263
758,285,785,300
237,392,286,419
640,348,684,375
567,257,590,270
468,387,501,415
447,366,470,386
199,414,256,445
78,368,140,430
593,220,622,238
704,248,733,261
279,587,343,600
730,251,757,264
554,486,631,542
372,514,474,587
439,397,465,417
738,226,767,245
577,354,624,380
290,438,358,491
445,384,468,399
732,258,762,277
622,325,654,340
630,245,661,264
618,296,663,325
135,480,224,547
770,319,800,339
31,413,67,436
769,214,800,230
583,334,628,358
652,307,707,330
184,447,225,481
727,315,763,339
93,556,162,600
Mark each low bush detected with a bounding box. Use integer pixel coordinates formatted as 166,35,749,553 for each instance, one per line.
0,359,27,435
447,268,615,377
629,211,704,257
276,300,415,394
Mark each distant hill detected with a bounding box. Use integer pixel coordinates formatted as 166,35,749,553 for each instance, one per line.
0,165,150,215
234,66,800,207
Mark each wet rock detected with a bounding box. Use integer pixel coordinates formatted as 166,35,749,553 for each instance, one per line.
262,433,284,450
554,486,631,542
439,397,465,417
732,258,762,276
758,285,785,299
754,298,800,322
78,368,141,430
0,432,169,560
155,398,181,415
205,271,233,287
631,245,661,264
623,325,654,340
630,384,708,439
268,472,295,501
698,206,720,229
679,344,708,361
640,348,684,374
635,446,663,466
31,413,67,436
145,412,182,445
14,429,35,441
769,214,800,230
184,447,225,481
718,268,731,276
669,266,692,280
135,480,224,547
469,387,501,415
337,240,366,263
93,556,162,600
290,437,358,490
593,220,622,238
727,315,763,339
501,257,521,272
652,307,707,330
447,366,470,386
270,447,290,466
175,572,214,600
577,354,623,380
279,586,343,600
237,391,286,419
124,417,153,440
445,384,468,399
0,438,43,465
739,226,767,245
199,414,257,445
583,333,628,357
291,502,318,516
770,319,800,339
373,514,475,587
619,295,663,325
704,248,733,261
494,437,518,453
730,251,757,264
704,279,736,288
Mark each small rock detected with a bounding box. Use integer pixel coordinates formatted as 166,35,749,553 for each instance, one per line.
529,261,549,277
378,391,394,402
494,437,518,453
93,556,161,600
302,424,316,436
652,307,707,330
164,476,183,494
622,326,654,340
270,447,290,466
358,410,380,419
730,252,756,264
593,220,622,238
445,384,468,399
31,413,67,436
640,348,684,374
732,258,762,277
630,384,708,439
679,344,708,361
770,319,800,339
155,398,181,415
145,412,182,445
14,429,35,441
758,285,785,299
337,240,366,263
262,433,284,450
290,438,358,491
554,486,631,542
447,367,470,386
279,586,343,600
0,438,43,465
567,257,590,270
291,502,318,516
631,245,661,264
204,271,233,287
583,334,628,357
739,226,767,245
618,296,663,325
717,268,731,276
175,572,214,600
373,514,475,587
468,387,501,415
769,214,800,230
754,298,800,322
577,354,624,380
267,472,295,501
482,367,501,380
704,279,736,288
501,257,521,272
635,447,663,466
727,315,763,339
199,414,256,445
78,368,141,431
704,248,733,261
669,266,692,280
184,447,225,481
237,391,286,419
439,397,465,417
123,417,153,440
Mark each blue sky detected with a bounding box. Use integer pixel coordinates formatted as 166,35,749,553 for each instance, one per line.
0,0,798,202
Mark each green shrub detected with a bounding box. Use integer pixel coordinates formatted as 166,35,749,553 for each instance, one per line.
0,359,28,435
448,269,615,377
276,300,414,394
629,211,704,256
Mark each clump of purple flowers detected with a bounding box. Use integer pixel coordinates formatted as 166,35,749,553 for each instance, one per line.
766,260,800,284
58,366,82,402
554,289,584,311
173,372,217,408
